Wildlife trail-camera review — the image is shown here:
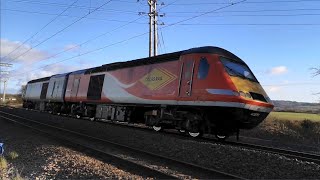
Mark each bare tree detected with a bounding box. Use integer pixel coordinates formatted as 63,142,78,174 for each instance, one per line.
19,85,26,97
311,68,320,77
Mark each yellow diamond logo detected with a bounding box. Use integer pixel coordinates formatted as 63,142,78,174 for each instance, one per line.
140,68,177,90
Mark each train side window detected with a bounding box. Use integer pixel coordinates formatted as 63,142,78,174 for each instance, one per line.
197,57,209,79
51,82,56,96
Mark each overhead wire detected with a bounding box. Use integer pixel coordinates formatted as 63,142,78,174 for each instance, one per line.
9,16,145,74
1,8,147,23
164,8,320,14
167,0,320,5
1,0,80,62
9,0,247,78
5,0,114,64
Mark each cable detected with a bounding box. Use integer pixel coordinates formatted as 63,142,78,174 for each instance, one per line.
165,13,320,18
262,83,320,86
165,8,320,14
177,23,320,26
1,8,147,23
9,0,247,78
1,0,79,62
6,0,114,64
169,0,320,5
7,0,140,13
8,16,145,74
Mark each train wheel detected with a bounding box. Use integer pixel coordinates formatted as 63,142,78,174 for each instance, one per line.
215,134,228,141
188,131,202,138
178,129,186,134
152,125,162,132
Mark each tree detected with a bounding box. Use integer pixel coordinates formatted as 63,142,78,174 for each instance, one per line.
311,68,320,76
19,85,26,97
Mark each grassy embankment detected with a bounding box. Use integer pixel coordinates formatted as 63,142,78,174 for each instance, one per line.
244,111,320,145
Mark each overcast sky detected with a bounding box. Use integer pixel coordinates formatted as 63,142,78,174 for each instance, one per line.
1,0,320,102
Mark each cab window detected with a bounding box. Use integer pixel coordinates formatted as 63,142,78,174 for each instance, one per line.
197,57,209,79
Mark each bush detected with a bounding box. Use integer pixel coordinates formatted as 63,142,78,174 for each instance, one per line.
8,151,19,160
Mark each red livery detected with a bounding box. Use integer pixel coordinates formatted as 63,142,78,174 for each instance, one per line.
23,46,274,139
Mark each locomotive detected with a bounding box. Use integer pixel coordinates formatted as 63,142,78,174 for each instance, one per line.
23,46,274,139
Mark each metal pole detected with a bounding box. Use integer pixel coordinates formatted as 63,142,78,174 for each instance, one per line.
153,0,157,56
148,0,154,57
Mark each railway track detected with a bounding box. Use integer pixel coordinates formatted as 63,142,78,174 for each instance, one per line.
0,108,243,179
2,106,320,165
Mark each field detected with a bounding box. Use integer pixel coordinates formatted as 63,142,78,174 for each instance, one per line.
243,111,320,145
268,112,320,122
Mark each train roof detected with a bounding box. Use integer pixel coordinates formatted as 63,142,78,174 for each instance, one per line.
51,73,70,78
26,46,245,81
85,46,244,74
28,76,51,84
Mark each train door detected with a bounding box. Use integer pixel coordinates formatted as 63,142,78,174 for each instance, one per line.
179,58,195,97
71,77,80,100
40,82,49,99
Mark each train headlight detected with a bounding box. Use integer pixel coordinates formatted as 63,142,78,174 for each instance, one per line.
239,91,252,99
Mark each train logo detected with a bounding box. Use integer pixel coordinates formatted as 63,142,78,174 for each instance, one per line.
140,68,177,90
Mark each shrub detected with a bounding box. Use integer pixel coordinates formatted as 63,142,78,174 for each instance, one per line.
8,151,19,160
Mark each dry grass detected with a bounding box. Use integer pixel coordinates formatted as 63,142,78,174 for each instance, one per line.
0,152,24,180
243,112,320,145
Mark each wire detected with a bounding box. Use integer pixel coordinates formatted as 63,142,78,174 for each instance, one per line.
262,83,320,86
165,13,320,18
5,0,114,64
9,16,145,74
1,8,147,23
169,0,320,5
9,0,247,78
165,8,320,14
1,0,79,62
7,0,140,13
177,23,320,26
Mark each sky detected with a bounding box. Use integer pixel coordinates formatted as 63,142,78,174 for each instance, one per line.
1,0,320,102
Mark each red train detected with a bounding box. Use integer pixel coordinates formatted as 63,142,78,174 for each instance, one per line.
23,46,274,139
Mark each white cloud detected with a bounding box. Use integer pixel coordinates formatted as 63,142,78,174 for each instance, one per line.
0,39,49,63
11,62,93,90
267,86,281,93
63,44,80,52
268,66,288,75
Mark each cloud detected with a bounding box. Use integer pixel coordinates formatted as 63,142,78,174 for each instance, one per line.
63,44,80,52
0,39,49,63
267,86,281,93
11,61,94,90
268,66,288,75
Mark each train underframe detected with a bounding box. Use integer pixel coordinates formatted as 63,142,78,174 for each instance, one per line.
23,100,268,140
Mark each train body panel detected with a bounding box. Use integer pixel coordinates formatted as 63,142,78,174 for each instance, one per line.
24,77,50,102
46,73,69,102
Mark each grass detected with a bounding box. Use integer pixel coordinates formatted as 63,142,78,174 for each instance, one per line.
268,111,320,122
243,111,320,145
0,152,24,180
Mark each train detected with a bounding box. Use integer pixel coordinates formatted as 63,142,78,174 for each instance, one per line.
22,46,274,140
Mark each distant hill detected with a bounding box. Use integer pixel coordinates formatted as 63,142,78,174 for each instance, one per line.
272,100,320,114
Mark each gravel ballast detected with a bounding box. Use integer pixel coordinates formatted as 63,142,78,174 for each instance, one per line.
2,107,320,179
0,119,145,179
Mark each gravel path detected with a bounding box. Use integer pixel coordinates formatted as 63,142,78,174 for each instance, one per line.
0,119,145,179
2,107,320,179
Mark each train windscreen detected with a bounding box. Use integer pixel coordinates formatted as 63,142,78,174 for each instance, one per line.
220,57,258,82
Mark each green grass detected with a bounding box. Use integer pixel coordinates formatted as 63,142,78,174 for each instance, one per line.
268,111,320,122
